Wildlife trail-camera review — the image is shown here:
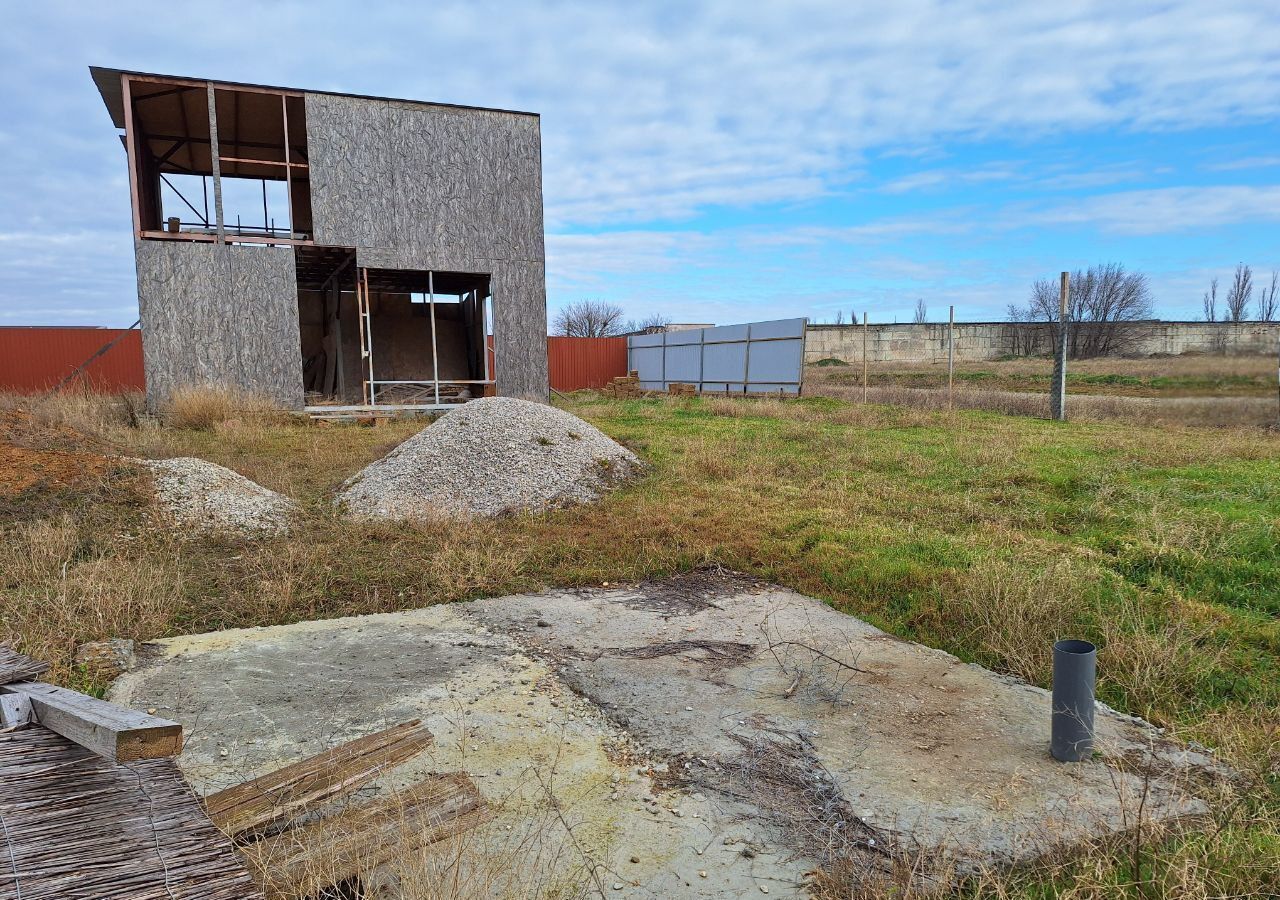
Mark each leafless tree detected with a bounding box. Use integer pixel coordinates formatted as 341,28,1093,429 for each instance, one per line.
1014,263,1154,358
619,312,672,335
913,298,927,324
552,299,625,337
1224,263,1253,322
1258,271,1279,322
833,310,845,325
1202,277,1219,322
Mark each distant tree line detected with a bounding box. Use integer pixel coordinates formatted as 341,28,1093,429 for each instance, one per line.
1202,264,1278,323
552,299,671,337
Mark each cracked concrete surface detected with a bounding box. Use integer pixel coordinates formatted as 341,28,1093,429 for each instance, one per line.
111,573,1224,897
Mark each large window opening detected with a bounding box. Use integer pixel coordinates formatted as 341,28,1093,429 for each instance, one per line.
295,256,493,408
124,77,311,245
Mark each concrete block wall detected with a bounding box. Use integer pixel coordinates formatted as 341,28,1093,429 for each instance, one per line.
804,321,1280,364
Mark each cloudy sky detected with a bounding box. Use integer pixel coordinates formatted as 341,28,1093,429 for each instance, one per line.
2,1,1278,327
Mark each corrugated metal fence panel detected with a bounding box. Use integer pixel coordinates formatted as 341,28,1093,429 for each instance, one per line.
547,336,628,391
627,318,807,394
0,327,144,393
2,329,625,396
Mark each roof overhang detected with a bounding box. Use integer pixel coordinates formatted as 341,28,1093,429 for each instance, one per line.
88,66,539,131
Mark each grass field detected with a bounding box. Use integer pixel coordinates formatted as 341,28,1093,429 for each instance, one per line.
811,353,1278,398
807,354,1280,429
2,390,1277,897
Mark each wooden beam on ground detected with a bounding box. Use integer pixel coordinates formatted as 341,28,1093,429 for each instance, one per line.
241,773,490,899
0,645,50,685
0,682,182,762
204,720,434,838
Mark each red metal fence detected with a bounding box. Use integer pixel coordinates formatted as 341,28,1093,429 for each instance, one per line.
0,329,626,395
547,336,628,391
0,327,145,393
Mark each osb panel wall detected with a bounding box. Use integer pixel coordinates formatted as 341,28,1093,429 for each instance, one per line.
135,241,304,409
492,261,549,399
305,93,548,400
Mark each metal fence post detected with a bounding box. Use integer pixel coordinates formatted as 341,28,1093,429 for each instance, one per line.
947,305,955,411
1051,272,1069,421
862,312,869,403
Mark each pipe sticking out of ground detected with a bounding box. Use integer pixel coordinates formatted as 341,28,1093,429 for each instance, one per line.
1051,639,1097,762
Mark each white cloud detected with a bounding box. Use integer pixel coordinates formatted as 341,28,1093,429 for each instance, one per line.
1204,156,1280,172
1017,185,1280,235
3,1,1280,322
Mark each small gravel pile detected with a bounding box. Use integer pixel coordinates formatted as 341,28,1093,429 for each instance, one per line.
141,457,295,534
337,397,642,521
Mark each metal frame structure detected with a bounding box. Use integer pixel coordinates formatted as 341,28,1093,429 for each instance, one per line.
117,71,310,248
353,269,495,409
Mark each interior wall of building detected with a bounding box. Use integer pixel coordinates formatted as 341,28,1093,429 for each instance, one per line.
366,295,473,382
331,291,482,403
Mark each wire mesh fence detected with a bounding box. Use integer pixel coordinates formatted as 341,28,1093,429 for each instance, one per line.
801,309,1280,430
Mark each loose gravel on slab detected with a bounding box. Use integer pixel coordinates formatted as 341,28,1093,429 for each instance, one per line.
141,457,295,535
336,397,643,522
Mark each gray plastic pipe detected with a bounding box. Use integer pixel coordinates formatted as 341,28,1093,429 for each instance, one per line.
1051,639,1097,762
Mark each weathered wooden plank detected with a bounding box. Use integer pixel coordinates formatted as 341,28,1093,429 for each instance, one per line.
0,725,262,899
241,773,489,899
204,720,433,837
0,681,182,762
0,692,32,727
0,645,50,685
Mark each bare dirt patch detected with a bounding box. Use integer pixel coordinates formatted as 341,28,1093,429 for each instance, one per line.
0,408,118,496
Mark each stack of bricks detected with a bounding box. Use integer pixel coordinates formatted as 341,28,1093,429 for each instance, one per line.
605,371,642,397
667,382,697,396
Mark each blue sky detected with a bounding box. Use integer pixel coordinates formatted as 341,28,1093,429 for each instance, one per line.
2,1,1278,328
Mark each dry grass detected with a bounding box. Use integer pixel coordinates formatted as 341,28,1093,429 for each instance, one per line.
1,389,1277,897
806,376,1280,429
164,384,292,431
0,387,145,438
862,353,1277,383
917,557,1224,722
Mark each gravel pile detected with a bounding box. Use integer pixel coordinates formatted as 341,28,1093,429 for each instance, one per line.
337,397,642,521
141,457,295,535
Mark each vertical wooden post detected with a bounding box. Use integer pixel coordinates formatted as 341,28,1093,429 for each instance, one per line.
361,268,376,405
947,305,955,411
207,83,224,241
862,312,869,404
428,271,441,407
1051,272,1069,421
121,75,142,238
281,95,294,239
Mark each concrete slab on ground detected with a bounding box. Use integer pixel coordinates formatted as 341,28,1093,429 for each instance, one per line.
111,572,1222,897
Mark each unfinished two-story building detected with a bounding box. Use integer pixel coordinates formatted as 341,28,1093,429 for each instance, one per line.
90,67,548,411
